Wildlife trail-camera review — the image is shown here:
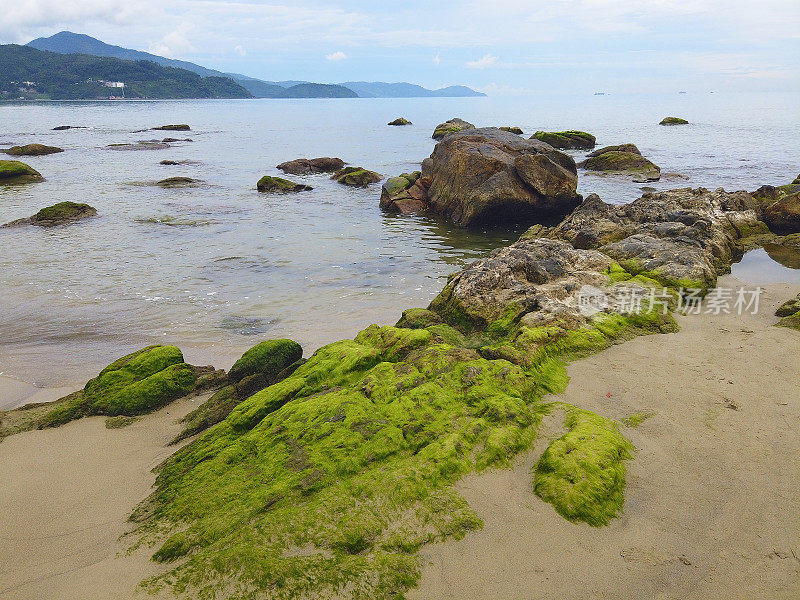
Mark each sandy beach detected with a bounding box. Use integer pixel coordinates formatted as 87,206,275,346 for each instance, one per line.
0,276,797,600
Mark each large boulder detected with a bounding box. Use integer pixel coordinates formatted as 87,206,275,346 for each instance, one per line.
0,160,43,184
580,150,661,181
257,175,312,193
332,166,382,187
531,131,596,150
4,143,63,156
277,157,345,175
380,171,429,214
762,191,800,234
419,127,581,226
432,117,475,140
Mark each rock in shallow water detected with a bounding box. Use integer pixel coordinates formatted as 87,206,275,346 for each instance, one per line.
2,201,97,228
277,157,345,175
0,160,44,184
531,130,596,150
3,143,63,156
388,117,412,126
257,175,313,193
332,166,382,187
659,116,689,125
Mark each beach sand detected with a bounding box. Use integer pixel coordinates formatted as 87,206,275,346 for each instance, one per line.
1,276,798,599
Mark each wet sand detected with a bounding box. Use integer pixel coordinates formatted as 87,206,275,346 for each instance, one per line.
1,277,798,599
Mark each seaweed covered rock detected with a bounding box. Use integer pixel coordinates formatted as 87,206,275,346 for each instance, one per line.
379,171,429,214
531,130,596,150
775,293,800,318
580,149,661,181
526,187,767,290
153,124,191,131
500,126,523,135
2,201,97,228
421,127,581,226
228,339,304,384
332,166,382,187
277,157,345,175
156,177,201,188
762,191,800,234
4,143,63,156
108,141,170,151
432,117,474,140
659,117,689,125
388,117,412,126
37,346,204,428
0,160,44,184
587,143,641,158
257,175,313,193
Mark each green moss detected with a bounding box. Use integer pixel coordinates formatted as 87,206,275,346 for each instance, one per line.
33,202,96,224
388,118,412,126
614,258,708,292
659,117,689,125
583,151,659,174
621,411,655,428
332,167,382,187
0,159,44,184
534,407,634,526
395,308,443,329
256,175,312,193
776,310,800,331
105,415,141,429
4,143,63,156
531,130,596,149
228,339,303,384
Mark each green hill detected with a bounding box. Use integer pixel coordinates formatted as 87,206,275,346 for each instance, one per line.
0,45,252,100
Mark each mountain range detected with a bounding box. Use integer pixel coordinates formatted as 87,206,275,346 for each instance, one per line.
24,31,485,100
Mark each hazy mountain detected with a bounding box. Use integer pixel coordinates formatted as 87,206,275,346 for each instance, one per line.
341,81,485,98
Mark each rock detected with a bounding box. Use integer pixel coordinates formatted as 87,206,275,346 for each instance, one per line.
160,160,179,166
108,141,170,151
531,131,596,150
500,126,524,135
432,117,475,140
4,143,63,156
37,345,205,428
160,159,198,166
153,124,191,131
161,137,192,143
525,187,766,289
0,160,44,184
793,174,800,185
156,177,201,188
420,127,581,226
276,157,345,175
775,293,800,317
587,143,641,158
52,125,85,130
380,171,430,214
388,118,412,126
332,166,382,187
257,175,313,193
228,339,304,385
581,150,661,180
660,117,689,125
3,201,97,228
762,191,800,234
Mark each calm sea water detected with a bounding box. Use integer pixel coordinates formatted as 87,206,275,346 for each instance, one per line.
1,92,799,393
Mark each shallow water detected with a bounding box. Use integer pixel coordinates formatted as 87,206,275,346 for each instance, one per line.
731,246,800,285
1,92,799,390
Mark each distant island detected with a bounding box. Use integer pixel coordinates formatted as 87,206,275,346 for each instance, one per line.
11,31,485,100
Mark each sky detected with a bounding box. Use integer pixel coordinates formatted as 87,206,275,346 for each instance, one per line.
1,0,799,93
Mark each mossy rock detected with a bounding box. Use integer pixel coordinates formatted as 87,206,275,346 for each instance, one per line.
499,126,523,135
531,130,596,150
0,160,44,184
388,118,412,126
432,118,475,140
776,294,800,318
32,202,97,226
38,345,198,428
153,124,191,131
396,308,444,329
659,117,689,125
583,151,660,174
4,143,63,156
332,166,382,187
792,174,800,185
228,339,304,384
156,177,201,188
587,143,640,158
256,176,313,193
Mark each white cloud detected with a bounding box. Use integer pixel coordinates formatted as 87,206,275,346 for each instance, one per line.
234,44,246,56
466,53,498,69
326,50,347,61
433,51,441,66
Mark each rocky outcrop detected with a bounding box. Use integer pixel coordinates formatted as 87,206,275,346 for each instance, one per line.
4,143,63,156
0,160,44,184
388,118,412,126
380,171,429,214
418,127,581,226
153,124,191,131
332,166,382,187
432,117,475,140
762,191,800,234
580,149,661,181
277,157,345,175
257,175,312,193
660,117,689,125
500,126,523,135
531,131,596,150
3,202,97,228
525,187,767,289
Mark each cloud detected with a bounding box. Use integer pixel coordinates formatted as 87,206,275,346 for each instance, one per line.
466,53,498,69
433,51,441,66
325,50,347,61
234,44,246,56
148,21,195,58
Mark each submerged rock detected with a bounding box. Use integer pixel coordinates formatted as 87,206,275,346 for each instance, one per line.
332,166,382,187
0,160,44,184
580,150,661,180
531,130,596,150
153,124,191,131
276,157,345,175
420,127,581,226
52,125,86,130
4,143,63,156
388,117,412,126
500,126,524,135
256,175,313,193
156,177,201,188
3,201,98,228
161,137,193,143
432,117,475,140
660,117,689,125
108,141,170,151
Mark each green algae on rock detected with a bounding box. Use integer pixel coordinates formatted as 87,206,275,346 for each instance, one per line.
155,177,201,188
2,201,97,228
500,126,524,135
659,116,689,125
152,124,191,131
256,175,313,193
3,143,63,156
388,117,412,126
775,293,800,330
531,130,596,150
432,117,475,140
0,160,44,184
581,150,661,179
332,166,382,187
